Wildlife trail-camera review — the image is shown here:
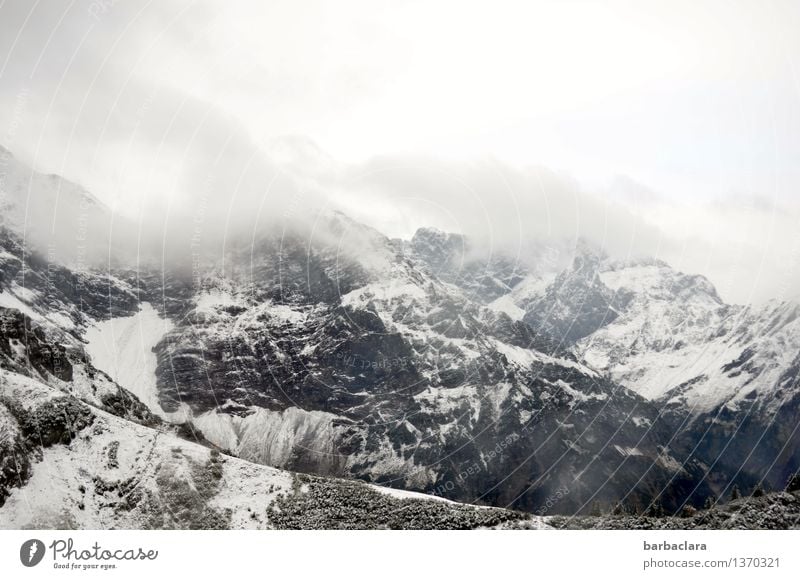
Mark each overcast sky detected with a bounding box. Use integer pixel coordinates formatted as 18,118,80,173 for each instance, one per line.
1,0,800,303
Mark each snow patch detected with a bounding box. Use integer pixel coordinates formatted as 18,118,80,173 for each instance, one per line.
488,294,525,321
0,290,43,322
369,484,454,503
194,407,345,471
341,280,427,308
613,445,644,457
193,289,245,314
84,303,188,422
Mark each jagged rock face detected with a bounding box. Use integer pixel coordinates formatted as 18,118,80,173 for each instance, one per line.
672,363,800,498
0,304,158,432
407,227,528,303
0,229,139,329
0,308,72,381
574,257,731,402
4,149,797,526
0,402,29,507
135,224,705,515
0,229,163,430
4,176,800,519
522,247,633,346
557,258,800,498
512,252,800,499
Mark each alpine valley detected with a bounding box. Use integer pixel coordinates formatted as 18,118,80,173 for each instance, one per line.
1,146,799,529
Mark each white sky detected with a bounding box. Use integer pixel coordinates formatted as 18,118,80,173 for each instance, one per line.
1,0,800,302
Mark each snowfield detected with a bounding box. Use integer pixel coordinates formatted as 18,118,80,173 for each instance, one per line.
84,303,189,422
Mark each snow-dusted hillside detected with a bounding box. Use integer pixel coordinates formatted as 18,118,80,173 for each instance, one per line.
495,248,800,418
0,367,538,529
114,220,708,516
2,147,799,522
575,258,731,406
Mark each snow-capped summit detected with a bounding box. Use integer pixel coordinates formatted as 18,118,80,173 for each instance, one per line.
2,148,799,519
520,243,630,346
573,257,794,414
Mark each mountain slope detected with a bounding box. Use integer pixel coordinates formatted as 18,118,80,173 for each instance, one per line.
501,250,800,498
0,307,543,530
87,220,711,515
3,147,799,522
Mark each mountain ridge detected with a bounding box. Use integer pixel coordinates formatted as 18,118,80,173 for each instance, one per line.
2,149,799,524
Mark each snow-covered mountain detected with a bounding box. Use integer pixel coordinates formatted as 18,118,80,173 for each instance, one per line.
0,357,538,529
2,148,799,525
0,145,132,268
0,238,539,529
85,217,708,515
501,250,800,496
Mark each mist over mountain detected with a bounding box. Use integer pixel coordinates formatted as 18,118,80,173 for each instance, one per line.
2,149,800,528
5,139,799,308
3,1,800,532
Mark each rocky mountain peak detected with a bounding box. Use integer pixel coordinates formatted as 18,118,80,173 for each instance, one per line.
409,227,467,271
569,238,609,275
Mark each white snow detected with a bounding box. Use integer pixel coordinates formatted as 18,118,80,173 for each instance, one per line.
488,294,525,321
613,445,644,457
0,403,20,447
10,284,38,303
209,456,293,528
487,273,553,321
341,279,427,308
266,303,306,324
194,289,245,314
84,302,188,422
570,261,800,413
0,289,43,322
0,369,60,409
553,379,607,404
494,340,541,367
0,392,294,530
194,406,344,470
493,339,598,376
192,411,240,451
368,484,455,503
577,278,800,413
0,286,80,331
46,311,75,330
415,384,481,419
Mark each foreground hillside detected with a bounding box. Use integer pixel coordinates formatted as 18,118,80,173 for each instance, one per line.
0,362,543,530
549,491,800,530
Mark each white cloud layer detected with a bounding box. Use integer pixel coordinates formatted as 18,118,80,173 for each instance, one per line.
1,0,799,303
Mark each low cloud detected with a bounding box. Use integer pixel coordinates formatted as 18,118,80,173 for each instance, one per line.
2,0,799,304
